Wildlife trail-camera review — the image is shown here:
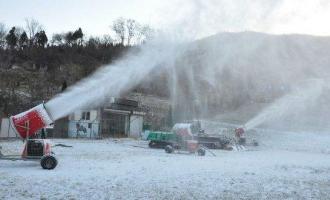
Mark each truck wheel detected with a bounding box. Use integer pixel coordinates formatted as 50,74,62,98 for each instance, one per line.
252,140,259,146
149,141,156,148
210,143,216,149
239,138,246,145
40,155,58,170
197,148,206,156
165,145,174,154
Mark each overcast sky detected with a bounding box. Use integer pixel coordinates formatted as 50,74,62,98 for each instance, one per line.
1,0,330,38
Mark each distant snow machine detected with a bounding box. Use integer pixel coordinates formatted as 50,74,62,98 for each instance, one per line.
234,127,246,145
163,123,206,156
0,104,58,170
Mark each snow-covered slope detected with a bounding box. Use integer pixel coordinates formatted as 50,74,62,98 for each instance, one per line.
1,138,330,199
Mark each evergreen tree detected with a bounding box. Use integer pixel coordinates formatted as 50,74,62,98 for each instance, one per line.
19,31,28,48
64,31,73,46
72,28,83,45
35,30,48,47
0,22,6,48
5,27,18,49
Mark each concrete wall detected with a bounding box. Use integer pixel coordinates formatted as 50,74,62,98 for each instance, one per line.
65,109,144,138
67,110,100,138
0,118,17,138
53,117,69,138
129,115,143,138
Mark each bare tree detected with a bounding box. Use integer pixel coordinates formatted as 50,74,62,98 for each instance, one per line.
87,36,101,47
25,18,43,46
101,34,113,47
14,26,24,38
112,17,126,45
126,19,137,46
139,25,153,43
0,22,7,48
51,33,65,46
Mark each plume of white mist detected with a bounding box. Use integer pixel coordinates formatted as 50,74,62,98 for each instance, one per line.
157,0,330,37
244,79,324,131
46,39,184,120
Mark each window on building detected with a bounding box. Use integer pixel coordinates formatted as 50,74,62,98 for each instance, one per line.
82,111,90,120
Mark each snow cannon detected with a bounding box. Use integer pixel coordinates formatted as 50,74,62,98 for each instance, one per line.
235,127,246,145
1,103,58,170
162,123,206,156
235,127,245,138
10,103,53,139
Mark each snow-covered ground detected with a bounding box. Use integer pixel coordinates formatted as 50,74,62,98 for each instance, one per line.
1,131,330,200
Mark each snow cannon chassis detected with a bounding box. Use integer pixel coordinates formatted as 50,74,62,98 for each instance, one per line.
164,141,206,156
0,139,58,170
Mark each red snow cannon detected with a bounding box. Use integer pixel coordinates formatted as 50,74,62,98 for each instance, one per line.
10,104,53,139
235,127,245,138
235,127,246,145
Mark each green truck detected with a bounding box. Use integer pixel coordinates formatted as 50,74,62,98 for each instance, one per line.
146,127,206,156
147,131,177,148
146,122,240,150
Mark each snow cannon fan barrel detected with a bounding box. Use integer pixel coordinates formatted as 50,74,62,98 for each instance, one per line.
235,127,245,138
10,104,53,139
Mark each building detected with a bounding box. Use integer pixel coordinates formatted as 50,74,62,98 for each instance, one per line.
54,97,145,138
1,94,170,139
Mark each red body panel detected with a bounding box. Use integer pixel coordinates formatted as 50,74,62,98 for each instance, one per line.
235,128,245,138
12,110,47,139
10,104,53,139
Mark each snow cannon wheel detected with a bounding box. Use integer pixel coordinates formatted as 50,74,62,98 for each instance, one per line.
40,155,58,170
165,145,174,154
197,148,206,156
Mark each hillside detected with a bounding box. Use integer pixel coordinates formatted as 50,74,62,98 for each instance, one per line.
2,31,330,132
139,32,330,131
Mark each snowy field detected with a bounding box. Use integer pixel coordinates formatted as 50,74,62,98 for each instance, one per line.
1,131,330,200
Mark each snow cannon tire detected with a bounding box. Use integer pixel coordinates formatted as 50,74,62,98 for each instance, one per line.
165,145,174,154
41,155,58,170
197,148,206,156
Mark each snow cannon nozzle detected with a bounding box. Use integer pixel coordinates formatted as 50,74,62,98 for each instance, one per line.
235,127,245,138
10,103,53,139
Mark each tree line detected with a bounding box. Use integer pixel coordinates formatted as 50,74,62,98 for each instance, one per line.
0,17,152,50
0,17,153,118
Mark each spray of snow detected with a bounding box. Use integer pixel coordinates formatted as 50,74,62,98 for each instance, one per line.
42,1,330,131
244,79,324,131
46,39,183,120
